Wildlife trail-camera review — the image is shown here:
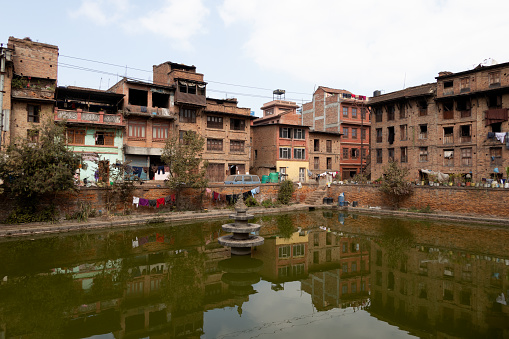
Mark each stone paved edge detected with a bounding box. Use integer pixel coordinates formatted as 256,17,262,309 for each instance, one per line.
0,204,508,238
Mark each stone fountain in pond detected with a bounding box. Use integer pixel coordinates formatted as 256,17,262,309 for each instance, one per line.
218,196,264,255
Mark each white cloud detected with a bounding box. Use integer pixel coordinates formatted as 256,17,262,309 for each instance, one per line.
218,0,509,95
69,0,130,26
70,0,209,51
134,0,210,50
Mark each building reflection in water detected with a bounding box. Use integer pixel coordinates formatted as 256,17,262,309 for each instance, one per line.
0,213,507,338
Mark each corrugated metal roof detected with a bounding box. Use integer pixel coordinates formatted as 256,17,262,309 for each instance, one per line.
368,83,436,104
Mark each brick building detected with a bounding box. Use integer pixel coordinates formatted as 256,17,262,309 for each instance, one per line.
3,37,58,149
109,78,175,180
368,83,437,181
54,86,125,182
308,130,342,177
251,100,309,182
152,61,254,182
302,86,370,180
369,61,509,182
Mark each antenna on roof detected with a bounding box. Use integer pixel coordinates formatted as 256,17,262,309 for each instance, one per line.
403,72,406,89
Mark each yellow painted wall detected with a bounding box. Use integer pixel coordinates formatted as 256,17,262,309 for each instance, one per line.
276,160,309,182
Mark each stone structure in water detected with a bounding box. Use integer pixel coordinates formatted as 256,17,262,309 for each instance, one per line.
218,197,264,255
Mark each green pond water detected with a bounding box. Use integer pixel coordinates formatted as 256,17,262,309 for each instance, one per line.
0,211,507,338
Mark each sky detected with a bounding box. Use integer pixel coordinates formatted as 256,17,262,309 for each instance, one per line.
2,0,508,116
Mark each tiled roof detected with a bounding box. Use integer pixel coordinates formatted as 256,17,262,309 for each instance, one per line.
368,83,436,104
318,86,352,95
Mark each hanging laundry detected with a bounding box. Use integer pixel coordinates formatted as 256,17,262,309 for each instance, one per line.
171,194,176,203
139,236,148,245
213,192,219,200
156,197,165,208
495,132,506,143
132,196,140,207
157,166,165,174
132,166,143,178
255,186,260,194
132,237,139,248
251,188,256,195
148,233,156,242
165,196,172,205
156,233,164,243
139,198,149,207
149,199,157,207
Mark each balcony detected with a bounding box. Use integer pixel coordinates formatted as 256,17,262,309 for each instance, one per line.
175,91,206,107
55,109,124,126
12,87,55,101
460,135,472,143
443,110,454,119
443,133,454,144
124,104,173,118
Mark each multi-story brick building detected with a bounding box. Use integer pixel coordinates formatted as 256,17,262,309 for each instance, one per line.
54,86,125,183
368,83,437,181
308,130,342,177
302,86,370,180
153,62,254,182
109,78,175,180
0,44,13,150
370,61,509,182
251,100,309,182
4,37,58,148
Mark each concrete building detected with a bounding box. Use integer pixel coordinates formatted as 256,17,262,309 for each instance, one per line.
251,100,309,182
302,86,370,179
54,86,125,183
3,37,58,149
369,61,509,183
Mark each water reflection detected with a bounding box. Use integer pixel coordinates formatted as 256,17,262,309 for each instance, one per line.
0,212,507,338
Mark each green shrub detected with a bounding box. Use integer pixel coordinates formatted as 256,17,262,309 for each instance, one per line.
245,196,259,207
277,180,295,205
4,205,58,224
261,199,274,208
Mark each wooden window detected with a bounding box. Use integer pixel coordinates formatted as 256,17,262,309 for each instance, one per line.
230,118,245,131
293,148,305,159
460,77,470,91
400,124,407,141
444,149,454,167
419,147,428,162
399,104,406,119
326,140,332,153
352,128,357,139
490,147,502,165
128,121,146,139
152,122,169,140
27,104,40,123
326,157,332,169
400,147,407,163
418,100,428,116
443,127,454,144
376,149,382,163
376,128,382,143
351,108,357,118
460,125,471,143
351,148,359,159
419,124,428,139
207,116,223,129
207,138,223,151
293,244,305,257
343,148,349,159
361,128,366,140
179,108,196,123
387,105,395,121
388,148,394,162
443,101,454,119
343,127,349,138
314,157,319,169
95,131,114,146
342,107,349,117
375,108,383,122
314,139,319,152
230,140,245,152
67,129,85,145
489,71,501,85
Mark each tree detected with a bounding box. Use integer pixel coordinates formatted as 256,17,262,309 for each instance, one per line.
277,179,295,205
378,161,413,209
0,120,81,218
161,131,208,209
